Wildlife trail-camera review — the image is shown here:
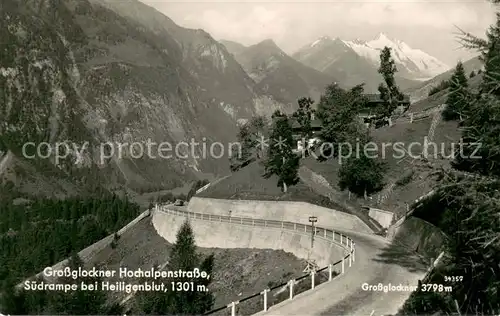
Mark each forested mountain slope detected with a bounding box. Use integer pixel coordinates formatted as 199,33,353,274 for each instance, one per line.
0,0,287,197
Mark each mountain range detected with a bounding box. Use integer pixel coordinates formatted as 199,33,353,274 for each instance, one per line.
345,33,449,79
0,0,293,197
220,39,334,105
406,56,483,102
292,33,451,92
0,0,460,198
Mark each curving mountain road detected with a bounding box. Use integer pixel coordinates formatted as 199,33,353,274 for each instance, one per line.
255,228,428,316
158,205,429,316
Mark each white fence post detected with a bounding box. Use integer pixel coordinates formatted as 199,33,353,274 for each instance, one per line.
228,302,236,316
342,257,345,274
349,253,352,267
328,264,333,281
353,247,356,263
262,289,269,311
252,219,255,226
340,234,343,245
324,229,326,238
311,271,316,289
304,225,307,232
289,280,294,299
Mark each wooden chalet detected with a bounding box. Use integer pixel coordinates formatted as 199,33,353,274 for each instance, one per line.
288,93,411,135
359,94,411,118
290,117,322,139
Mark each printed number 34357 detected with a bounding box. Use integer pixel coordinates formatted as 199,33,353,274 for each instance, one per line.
444,276,463,282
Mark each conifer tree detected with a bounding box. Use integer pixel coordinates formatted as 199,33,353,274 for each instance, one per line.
230,124,254,172
481,12,500,96
442,61,469,121
138,220,214,315
168,220,199,272
264,111,299,192
377,47,404,126
402,3,500,314
453,11,500,177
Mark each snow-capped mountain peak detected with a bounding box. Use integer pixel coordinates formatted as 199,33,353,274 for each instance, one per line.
351,38,366,45
310,36,332,48
341,33,450,78
370,32,394,48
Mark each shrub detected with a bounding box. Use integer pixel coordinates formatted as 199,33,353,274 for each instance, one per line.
396,170,415,186
428,80,450,96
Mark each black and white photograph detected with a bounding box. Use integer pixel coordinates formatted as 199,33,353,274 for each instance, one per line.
0,0,498,315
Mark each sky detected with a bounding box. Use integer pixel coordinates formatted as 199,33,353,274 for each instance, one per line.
143,0,497,66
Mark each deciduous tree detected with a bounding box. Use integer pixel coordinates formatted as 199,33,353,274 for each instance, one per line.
338,144,386,198
264,111,299,192
229,116,268,171
292,97,315,152
316,83,368,159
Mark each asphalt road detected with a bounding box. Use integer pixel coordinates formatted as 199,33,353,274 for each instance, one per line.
254,229,428,316
163,205,429,316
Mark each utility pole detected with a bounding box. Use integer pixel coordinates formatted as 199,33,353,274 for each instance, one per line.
304,216,318,273
309,216,317,249
282,156,287,192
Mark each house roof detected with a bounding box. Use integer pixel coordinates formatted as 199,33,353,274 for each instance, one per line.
287,93,410,129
